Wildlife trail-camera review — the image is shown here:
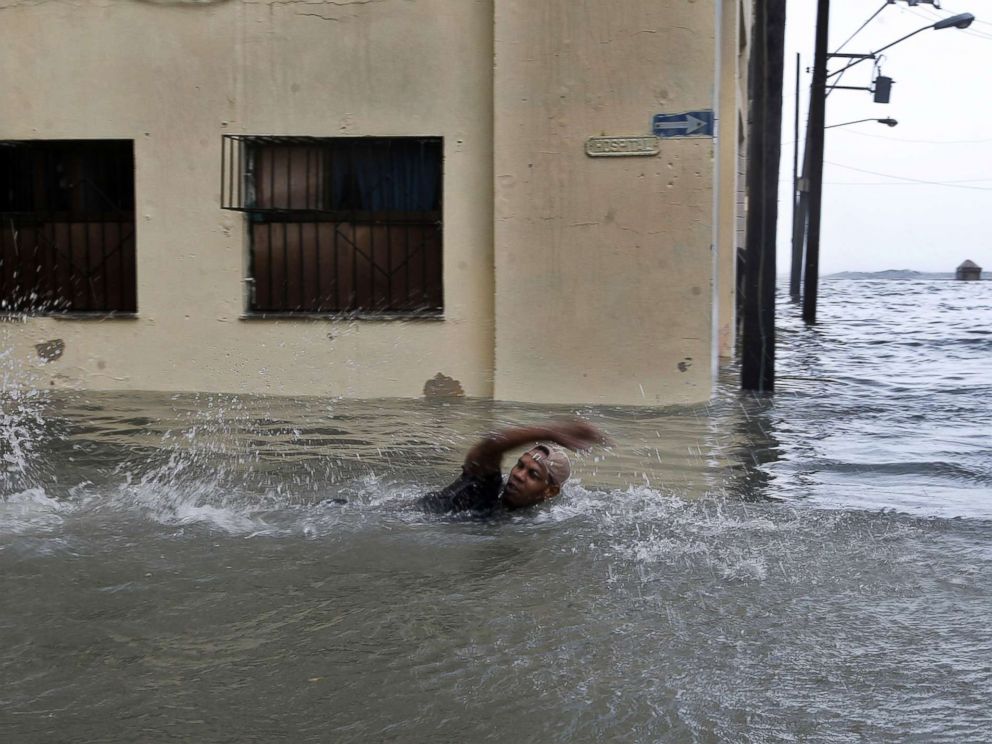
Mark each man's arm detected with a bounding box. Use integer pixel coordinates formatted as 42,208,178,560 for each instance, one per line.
462,420,607,476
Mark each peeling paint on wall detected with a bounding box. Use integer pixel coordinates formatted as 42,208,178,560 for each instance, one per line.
35,339,65,363
423,373,464,399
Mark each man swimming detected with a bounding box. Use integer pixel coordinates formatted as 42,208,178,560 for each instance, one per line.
420,419,607,514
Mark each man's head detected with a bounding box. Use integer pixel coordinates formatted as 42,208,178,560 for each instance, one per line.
500,444,571,509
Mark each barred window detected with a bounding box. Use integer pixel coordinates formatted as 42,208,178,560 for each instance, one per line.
222,136,443,316
0,140,136,314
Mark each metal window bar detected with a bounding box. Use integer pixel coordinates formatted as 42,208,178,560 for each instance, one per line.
0,140,136,314
221,135,443,315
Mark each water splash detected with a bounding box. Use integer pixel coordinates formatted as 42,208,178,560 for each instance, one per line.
0,346,53,494
0,487,69,534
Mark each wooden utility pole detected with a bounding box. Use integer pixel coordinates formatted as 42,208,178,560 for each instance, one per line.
741,0,787,392
790,53,807,302
802,0,830,325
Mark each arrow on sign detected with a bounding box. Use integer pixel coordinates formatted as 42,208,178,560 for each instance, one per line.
654,114,708,135
651,110,715,138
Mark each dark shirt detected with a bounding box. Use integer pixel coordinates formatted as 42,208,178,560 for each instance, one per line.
420,468,503,514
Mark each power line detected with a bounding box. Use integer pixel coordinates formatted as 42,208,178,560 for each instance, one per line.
826,4,889,97
821,181,988,186
828,130,992,145
912,5,992,28
938,4,992,28
905,7,992,41
783,132,992,146
779,175,992,185
824,160,992,190
835,2,888,53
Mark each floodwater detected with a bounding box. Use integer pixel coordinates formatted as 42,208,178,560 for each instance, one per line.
2,278,991,742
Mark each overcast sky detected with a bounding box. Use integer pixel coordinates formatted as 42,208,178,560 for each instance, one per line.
778,0,992,274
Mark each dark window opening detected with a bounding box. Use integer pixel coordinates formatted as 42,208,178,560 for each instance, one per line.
222,136,443,315
0,140,136,314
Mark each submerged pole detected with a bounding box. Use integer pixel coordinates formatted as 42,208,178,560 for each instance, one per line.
790,53,807,302
741,0,787,392
803,0,830,325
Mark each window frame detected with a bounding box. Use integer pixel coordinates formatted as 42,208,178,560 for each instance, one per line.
0,139,137,317
221,135,444,319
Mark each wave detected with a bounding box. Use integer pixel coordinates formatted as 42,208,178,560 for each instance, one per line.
816,459,991,484
0,487,72,535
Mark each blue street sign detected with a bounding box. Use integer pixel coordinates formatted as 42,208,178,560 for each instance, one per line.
651,110,715,138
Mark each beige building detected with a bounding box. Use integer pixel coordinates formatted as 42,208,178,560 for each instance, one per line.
0,0,750,406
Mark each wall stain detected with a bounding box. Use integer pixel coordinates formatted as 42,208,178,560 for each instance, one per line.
35,339,65,363
423,373,464,399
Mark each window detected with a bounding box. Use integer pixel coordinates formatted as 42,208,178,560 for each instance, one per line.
0,140,136,314
222,136,443,315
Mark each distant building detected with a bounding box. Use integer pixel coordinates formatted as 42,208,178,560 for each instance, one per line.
956,260,982,281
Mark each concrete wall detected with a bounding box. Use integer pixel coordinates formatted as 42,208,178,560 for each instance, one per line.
0,0,495,398
493,0,719,405
1,0,745,406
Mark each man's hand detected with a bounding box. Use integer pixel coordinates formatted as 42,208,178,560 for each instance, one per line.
463,418,608,475
540,419,609,452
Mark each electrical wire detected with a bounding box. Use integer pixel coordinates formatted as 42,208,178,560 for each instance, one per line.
905,6,992,41
779,175,992,185
781,131,992,147
912,5,992,29
827,3,889,97
834,2,888,53
828,129,992,145
827,3,992,103
821,180,992,186
824,160,992,190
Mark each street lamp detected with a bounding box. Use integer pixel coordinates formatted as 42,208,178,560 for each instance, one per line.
934,12,975,29
790,116,898,297
824,117,898,129
827,13,975,81
799,6,975,325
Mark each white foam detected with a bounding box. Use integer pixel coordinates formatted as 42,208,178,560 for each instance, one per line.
107,473,281,536
161,500,268,535
0,487,70,534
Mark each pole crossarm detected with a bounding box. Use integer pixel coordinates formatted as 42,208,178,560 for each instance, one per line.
826,26,930,78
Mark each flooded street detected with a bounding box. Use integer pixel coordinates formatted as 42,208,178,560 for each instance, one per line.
3,278,991,742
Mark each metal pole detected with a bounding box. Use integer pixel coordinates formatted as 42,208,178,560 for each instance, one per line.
803,0,830,325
